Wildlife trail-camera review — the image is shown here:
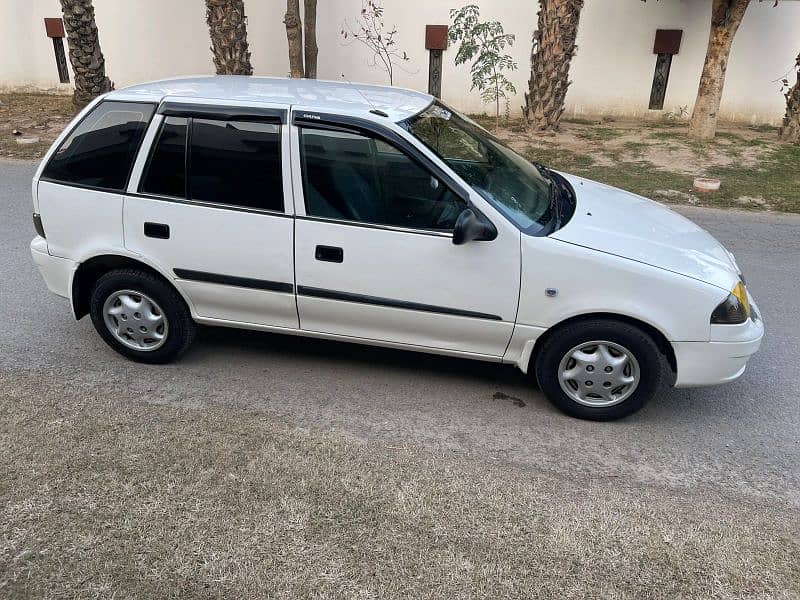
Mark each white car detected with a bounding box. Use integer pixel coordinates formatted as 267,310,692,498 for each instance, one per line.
30,76,763,420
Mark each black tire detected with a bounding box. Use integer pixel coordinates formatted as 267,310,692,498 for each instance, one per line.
534,319,665,421
89,269,196,364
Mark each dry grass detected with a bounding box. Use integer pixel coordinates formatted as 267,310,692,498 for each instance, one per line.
1,371,798,599
0,93,74,160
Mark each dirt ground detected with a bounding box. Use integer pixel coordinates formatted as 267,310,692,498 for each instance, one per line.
0,93,74,160
471,114,800,214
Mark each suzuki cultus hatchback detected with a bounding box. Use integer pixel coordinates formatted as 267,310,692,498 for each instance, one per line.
30,76,764,420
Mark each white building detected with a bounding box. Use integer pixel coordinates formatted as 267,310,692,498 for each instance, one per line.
2,0,798,123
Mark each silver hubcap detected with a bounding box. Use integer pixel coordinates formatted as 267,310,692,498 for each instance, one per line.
102,290,168,352
557,340,640,407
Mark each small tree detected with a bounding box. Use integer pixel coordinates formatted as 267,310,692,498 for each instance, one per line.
449,5,517,127
341,0,410,85
206,0,253,76
779,52,799,143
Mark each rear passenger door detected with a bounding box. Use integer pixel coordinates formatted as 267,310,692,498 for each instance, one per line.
124,102,298,329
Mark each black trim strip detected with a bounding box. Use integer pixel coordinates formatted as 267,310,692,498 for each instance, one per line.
128,191,295,217
294,215,452,237
159,101,286,124
297,286,502,321
174,269,294,293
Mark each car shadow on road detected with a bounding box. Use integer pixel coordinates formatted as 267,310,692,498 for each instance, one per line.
192,324,532,387
186,325,708,422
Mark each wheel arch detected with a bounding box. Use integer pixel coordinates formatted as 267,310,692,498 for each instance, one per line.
528,312,677,380
71,253,189,320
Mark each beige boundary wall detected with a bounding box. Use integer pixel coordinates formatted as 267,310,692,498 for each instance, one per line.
1,0,798,123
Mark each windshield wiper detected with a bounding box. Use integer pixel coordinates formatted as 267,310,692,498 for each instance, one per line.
531,161,561,227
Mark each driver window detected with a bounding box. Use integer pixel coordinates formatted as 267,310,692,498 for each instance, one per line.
299,127,466,231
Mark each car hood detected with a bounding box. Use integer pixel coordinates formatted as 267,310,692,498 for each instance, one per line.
551,174,740,291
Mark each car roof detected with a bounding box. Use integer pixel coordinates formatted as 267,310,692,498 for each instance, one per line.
106,75,433,122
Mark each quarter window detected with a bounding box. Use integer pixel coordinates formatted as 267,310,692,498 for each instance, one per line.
42,101,155,191
299,128,466,231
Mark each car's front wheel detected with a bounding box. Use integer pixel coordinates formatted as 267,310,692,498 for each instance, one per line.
534,319,665,420
89,269,196,364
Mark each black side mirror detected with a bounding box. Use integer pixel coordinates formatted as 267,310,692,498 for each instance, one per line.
452,208,497,245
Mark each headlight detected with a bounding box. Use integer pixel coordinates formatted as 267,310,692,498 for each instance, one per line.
711,281,750,324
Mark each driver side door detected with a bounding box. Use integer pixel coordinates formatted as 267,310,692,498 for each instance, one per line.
290,114,521,358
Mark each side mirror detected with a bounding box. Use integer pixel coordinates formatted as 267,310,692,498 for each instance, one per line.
452,208,497,245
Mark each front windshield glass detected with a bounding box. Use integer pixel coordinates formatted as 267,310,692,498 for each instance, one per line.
403,103,554,234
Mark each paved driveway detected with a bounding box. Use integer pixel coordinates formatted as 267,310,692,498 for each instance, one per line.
2,160,799,505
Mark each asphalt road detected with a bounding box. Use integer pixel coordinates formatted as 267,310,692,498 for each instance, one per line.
2,160,799,506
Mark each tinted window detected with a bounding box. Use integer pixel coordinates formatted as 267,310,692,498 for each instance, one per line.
189,119,283,211
42,101,155,191
300,128,466,231
140,117,187,198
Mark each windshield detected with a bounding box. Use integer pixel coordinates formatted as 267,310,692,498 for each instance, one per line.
402,102,558,235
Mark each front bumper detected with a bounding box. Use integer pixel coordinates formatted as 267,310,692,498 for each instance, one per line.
31,236,75,299
672,299,764,388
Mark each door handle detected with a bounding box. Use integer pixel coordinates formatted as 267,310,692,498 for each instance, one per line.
144,222,170,239
315,245,343,263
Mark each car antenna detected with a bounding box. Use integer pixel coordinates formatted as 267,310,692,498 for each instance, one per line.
341,74,388,118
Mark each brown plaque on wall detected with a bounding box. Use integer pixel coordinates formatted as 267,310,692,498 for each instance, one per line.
653,29,683,55
425,25,448,51
44,18,65,39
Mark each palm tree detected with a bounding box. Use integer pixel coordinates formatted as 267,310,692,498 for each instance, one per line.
59,0,113,107
524,0,584,131
206,0,253,75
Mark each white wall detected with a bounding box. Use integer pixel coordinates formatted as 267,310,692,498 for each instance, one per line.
1,0,798,123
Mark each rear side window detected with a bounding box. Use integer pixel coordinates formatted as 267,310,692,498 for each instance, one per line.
189,119,283,211
139,116,283,212
42,101,155,191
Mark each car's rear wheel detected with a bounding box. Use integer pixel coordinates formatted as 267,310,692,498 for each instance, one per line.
534,319,665,420
90,269,195,364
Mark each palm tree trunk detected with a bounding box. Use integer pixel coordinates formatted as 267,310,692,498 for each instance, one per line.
687,0,750,140
303,0,318,78
59,0,113,107
206,0,253,76
524,0,584,131
779,55,799,144
284,0,304,78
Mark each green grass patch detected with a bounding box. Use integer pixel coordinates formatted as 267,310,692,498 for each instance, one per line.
706,143,800,212
562,116,597,126
620,141,649,157
575,127,620,142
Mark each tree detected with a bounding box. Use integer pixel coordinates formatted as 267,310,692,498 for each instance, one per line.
686,0,750,139
284,0,319,78
524,0,584,131
304,0,318,79
341,0,410,86
778,52,799,143
59,0,113,107
449,5,518,127
206,0,253,75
